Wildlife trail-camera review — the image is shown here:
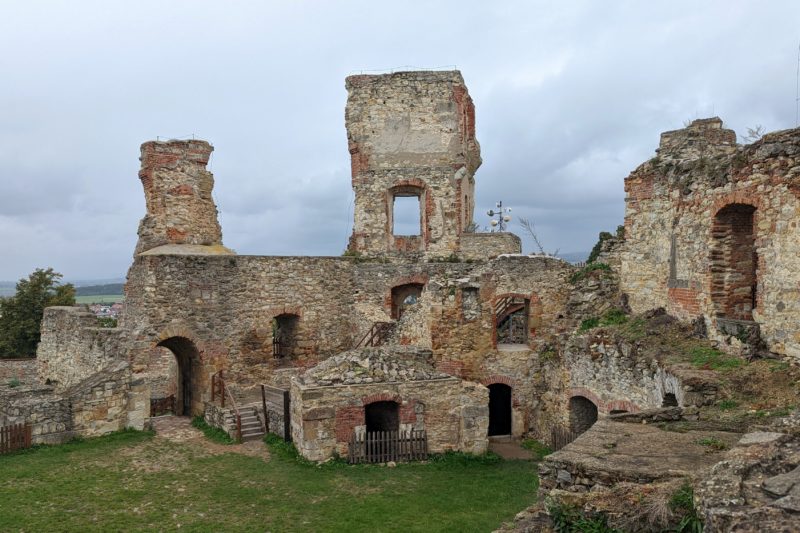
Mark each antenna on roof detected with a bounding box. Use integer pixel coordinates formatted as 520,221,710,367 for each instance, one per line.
796,39,800,127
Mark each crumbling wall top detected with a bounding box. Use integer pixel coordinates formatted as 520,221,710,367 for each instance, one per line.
657,117,737,159
345,69,480,173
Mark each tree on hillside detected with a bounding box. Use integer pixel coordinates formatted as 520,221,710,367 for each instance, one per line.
0,268,75,358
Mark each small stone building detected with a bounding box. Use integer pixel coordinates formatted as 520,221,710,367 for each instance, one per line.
290,346,488,461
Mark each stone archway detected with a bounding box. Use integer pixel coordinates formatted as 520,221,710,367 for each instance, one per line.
488,383,512,436
156,336,202,417
569,396,598,434
391,283,424,319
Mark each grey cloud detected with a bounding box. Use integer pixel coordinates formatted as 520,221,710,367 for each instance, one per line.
1,1,798,278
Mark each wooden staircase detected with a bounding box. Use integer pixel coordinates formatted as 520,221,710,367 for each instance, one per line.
355,321,396,348
226,405,265,442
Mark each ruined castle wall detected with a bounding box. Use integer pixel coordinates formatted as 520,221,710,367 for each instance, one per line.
345,71,482,259
291,377,487,461
123,254,358,399
621,120,800,360
37,306,127,388
563,333,683,414
0,362,146,443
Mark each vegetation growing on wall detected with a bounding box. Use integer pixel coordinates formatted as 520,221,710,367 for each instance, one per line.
586,225,624,264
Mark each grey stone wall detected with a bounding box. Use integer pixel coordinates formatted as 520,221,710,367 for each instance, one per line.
0,385,72,444
459,233,521,260
0,358,37,386
37,306,127,389
0,361,146,444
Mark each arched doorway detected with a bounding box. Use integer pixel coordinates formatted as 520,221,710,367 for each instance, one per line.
391,283,424,319
488,384,512,436
711,204,757,321
569,396,597,434
662,393,678,407
365,401,399,433
156,336,201,416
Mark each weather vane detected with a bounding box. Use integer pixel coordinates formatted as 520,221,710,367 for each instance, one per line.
487,201,512,232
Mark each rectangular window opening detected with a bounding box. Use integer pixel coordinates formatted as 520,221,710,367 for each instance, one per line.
393,195,421,236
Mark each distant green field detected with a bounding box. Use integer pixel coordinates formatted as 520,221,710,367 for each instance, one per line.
75,294,124,304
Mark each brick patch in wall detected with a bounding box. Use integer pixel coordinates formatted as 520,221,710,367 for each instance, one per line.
335,405,364,441
668,287,701,316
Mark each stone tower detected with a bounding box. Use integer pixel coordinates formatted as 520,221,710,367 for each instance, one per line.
134,140,232,256
345,71,483,259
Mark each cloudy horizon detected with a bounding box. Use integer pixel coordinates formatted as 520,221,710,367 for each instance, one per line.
1,1,798,281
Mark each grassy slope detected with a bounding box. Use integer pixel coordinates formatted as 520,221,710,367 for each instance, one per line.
0,431,538,532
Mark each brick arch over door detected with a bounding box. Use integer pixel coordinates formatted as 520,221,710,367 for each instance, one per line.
384,274,429,315
569,387,641,415
482,375,520,407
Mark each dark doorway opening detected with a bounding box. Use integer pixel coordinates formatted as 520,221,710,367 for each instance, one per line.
711,204,757,321
156,336,201,417
365,401,399,433
662,393,679,407
488,383,512,436
391,283,424,320
272,313,299,358
569,396,598,434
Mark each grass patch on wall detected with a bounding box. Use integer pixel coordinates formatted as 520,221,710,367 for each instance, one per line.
689,347,744,371
569,262,612,284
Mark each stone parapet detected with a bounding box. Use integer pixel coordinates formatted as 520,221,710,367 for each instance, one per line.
459,232,522,260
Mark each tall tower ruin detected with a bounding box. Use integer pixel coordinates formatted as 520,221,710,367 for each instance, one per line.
134,140,233,256
345,71,483,259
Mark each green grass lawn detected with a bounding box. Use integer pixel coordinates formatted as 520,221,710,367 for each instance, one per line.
75,294,124,304
0,430,539,532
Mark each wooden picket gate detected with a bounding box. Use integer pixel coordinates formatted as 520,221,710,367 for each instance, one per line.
348,429,428,464
1,423,32,454
551,425,580,451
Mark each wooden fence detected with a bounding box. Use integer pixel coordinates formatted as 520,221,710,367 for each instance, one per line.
1,423,32,455
150,395,176,417
348,429,428,464
551,425,580,451
261,385,291,441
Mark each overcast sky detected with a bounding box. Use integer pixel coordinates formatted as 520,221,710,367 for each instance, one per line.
1,1,798,281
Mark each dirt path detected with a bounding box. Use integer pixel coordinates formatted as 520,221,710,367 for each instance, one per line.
150,416,270,461
488,437,534,460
